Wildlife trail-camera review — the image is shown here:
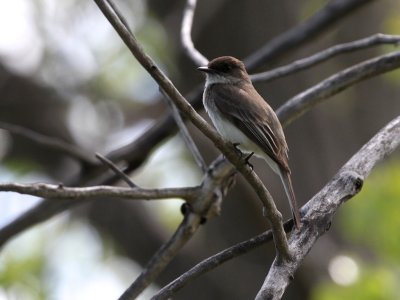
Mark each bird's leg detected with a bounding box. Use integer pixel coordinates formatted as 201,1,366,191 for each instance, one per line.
244,152,254,170
232,143,254,170
232,142,243,157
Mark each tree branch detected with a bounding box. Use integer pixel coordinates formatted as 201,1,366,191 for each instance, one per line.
278,50,400,127
105,0,133,34
119,213,203,300
0,182,197,202
95,152,137,188
251,33,400,82
181,0,208,66
0,121,97,165
160,89,208,173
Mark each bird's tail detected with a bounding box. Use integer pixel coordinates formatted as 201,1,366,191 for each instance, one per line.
279,167,301,229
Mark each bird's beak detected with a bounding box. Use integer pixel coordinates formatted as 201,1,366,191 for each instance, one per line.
197,66,215,73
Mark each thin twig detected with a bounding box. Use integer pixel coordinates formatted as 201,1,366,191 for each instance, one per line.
245,0,375,70
277,50,400,127
181,0,208,66
0,182,197,202
105,0,132,34
95,152,137,188
159,89,208,173
93,0,291,262
251,33,400,82
0,122,97,165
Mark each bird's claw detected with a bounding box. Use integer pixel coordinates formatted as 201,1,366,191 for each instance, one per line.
232,143,243,157
232,143,254,170
244,152,254,170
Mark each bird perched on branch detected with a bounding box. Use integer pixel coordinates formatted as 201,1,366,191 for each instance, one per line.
198,56,301,229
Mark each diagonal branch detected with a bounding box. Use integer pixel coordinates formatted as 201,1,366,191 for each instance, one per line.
160,89,208,173
95,152,137,188
278,50,400,127
0,122,97,165
119,213,203,300
251,33,400,82
105,0,132,34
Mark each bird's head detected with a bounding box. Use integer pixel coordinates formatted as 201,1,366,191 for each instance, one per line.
198,56,250,85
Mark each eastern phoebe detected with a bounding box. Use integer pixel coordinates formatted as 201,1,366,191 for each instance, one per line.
198,56,301,229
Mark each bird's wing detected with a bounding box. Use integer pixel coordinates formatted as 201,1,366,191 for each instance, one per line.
211,83,288,166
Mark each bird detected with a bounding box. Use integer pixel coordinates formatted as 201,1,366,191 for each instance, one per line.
198,56,301,229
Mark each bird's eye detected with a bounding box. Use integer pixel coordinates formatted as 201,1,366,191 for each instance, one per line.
222,63,231,72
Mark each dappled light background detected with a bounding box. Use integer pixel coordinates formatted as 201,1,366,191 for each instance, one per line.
0,0,399,299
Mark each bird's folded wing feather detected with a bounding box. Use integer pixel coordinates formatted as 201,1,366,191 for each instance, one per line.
211,83,287,165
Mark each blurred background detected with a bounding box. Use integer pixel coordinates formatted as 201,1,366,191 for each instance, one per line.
0,0,399,299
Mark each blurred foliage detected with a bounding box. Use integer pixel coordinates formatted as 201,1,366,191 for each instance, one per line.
382,1,400,35
0,242,47,300
312,266,399,300
3,158,42,176
381,0,400,83
94,14,172,104
312,159,400,300
341,159,400,260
